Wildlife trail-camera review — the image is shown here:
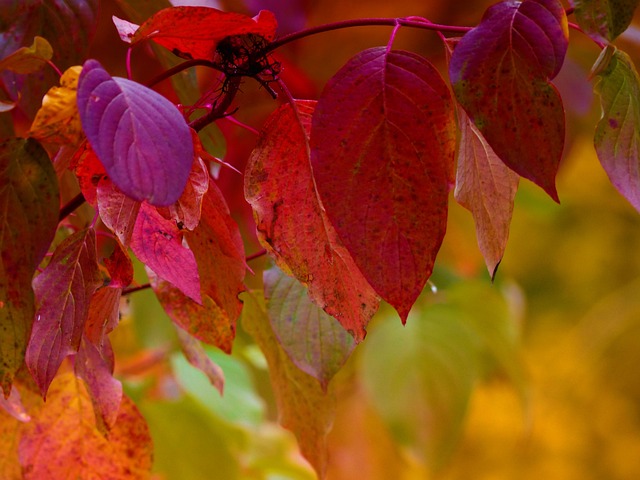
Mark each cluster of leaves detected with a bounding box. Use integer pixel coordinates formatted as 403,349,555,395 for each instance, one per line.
1,0,640,477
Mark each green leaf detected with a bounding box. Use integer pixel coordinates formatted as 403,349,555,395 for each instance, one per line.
0,36,52,74
574,0,640,42
593,48,640,213
0,138,58,395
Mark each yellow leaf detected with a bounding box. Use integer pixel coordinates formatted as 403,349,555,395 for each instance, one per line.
0,36,53,74
29,65,84,145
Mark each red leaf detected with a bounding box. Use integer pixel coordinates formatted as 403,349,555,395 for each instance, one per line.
97,176,141,246
454,108,519,279
19,373,152,480
130,203,201,304
157,156,209,231
71,142,106,208
84,286,122,365
449,0,568,201
75,336,123,431
310,48,456,322
0,138,59,395
175,327,224,395
103,240,134,289
264,267,355,390
246,100,379,340
131,7,277,61
26,228,102,396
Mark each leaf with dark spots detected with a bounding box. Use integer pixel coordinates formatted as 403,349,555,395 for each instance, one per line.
449,0,568,201
130,7,277,61
26,228,102,397
77,59,193,206
0,138,59,396
310,47,456,322
130,203,201,304
264,266,355,390
246,100,379,341
574,0,640,42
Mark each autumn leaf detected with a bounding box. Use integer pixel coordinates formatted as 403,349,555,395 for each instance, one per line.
129,7,277,61
26,228,102,396
449,0,568,201
130,203,201,303
96,176,141,246
455,108,519,278
242,291,335,479
77,59,194,206
0,138,59,396
593,48,640,213
103,239,134,289
264,266,355,390
19,373,152,480
310,47,456,322
29,66,84,145
0,36,53,74
573,0,640,42
83,286,121,364
246,100,379,340
71,141,106,207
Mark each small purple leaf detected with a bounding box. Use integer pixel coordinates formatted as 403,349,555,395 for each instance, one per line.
77,59,193,206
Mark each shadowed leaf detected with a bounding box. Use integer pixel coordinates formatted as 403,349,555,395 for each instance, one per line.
26,228,101,396
0,36,52,74
593,48,640,213
264,266,355,390
573,0,640,42
77,59,193,206
311,48,456,322
0,138,59,395
246,100,379,341
449,0,568,201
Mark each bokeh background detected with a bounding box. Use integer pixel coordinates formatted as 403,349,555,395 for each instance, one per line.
90,0,640,478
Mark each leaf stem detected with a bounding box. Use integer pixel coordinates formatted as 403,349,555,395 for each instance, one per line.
58,192,86,222
265,17,473,53
145,59,221,88
246,249,267,262
122,282,151,295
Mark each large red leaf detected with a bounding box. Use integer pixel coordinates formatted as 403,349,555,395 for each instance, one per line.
593,48,640,212
455,108,519,278
26,228,102,396
246,100,379,340
264,267,355,390
449,0,568,201
130,203,201,303
77,59,194,206
310,48,456,322
129,7,277,61
0,138,59,395
19,373,152,480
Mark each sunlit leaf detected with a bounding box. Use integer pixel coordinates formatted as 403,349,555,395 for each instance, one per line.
573,0,640,42
593,48,640,213
311,48,456,322
131,6,277,61
19,373,152,479
29,66,84,145
131,203,201,303
26,228,102,396
246,100,379,341
0,138,59,395
449,0,568,201
77,59,193,206
242,291,334,478
454,108,519,278
0,36,52,74
264,266,355,390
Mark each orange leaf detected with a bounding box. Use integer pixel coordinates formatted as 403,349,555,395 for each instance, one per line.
18,373,152,480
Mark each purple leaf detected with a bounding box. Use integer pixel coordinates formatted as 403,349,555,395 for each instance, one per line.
77,59,193,206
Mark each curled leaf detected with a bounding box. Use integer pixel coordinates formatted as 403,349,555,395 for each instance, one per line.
0,36,53,74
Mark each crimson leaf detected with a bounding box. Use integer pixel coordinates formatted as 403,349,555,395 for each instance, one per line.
0,138,59,396
310,47,456,322
77,59,193,206
449,0,568,201
26,228,102,396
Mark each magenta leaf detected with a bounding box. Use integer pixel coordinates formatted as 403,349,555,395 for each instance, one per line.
0,138,59,395
310,47,456,322
246,100,379,341
264,266,355,390
26,228,102,397
593,48,640,213
130,203,202,304
77,59,194,206
449,0,568,201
